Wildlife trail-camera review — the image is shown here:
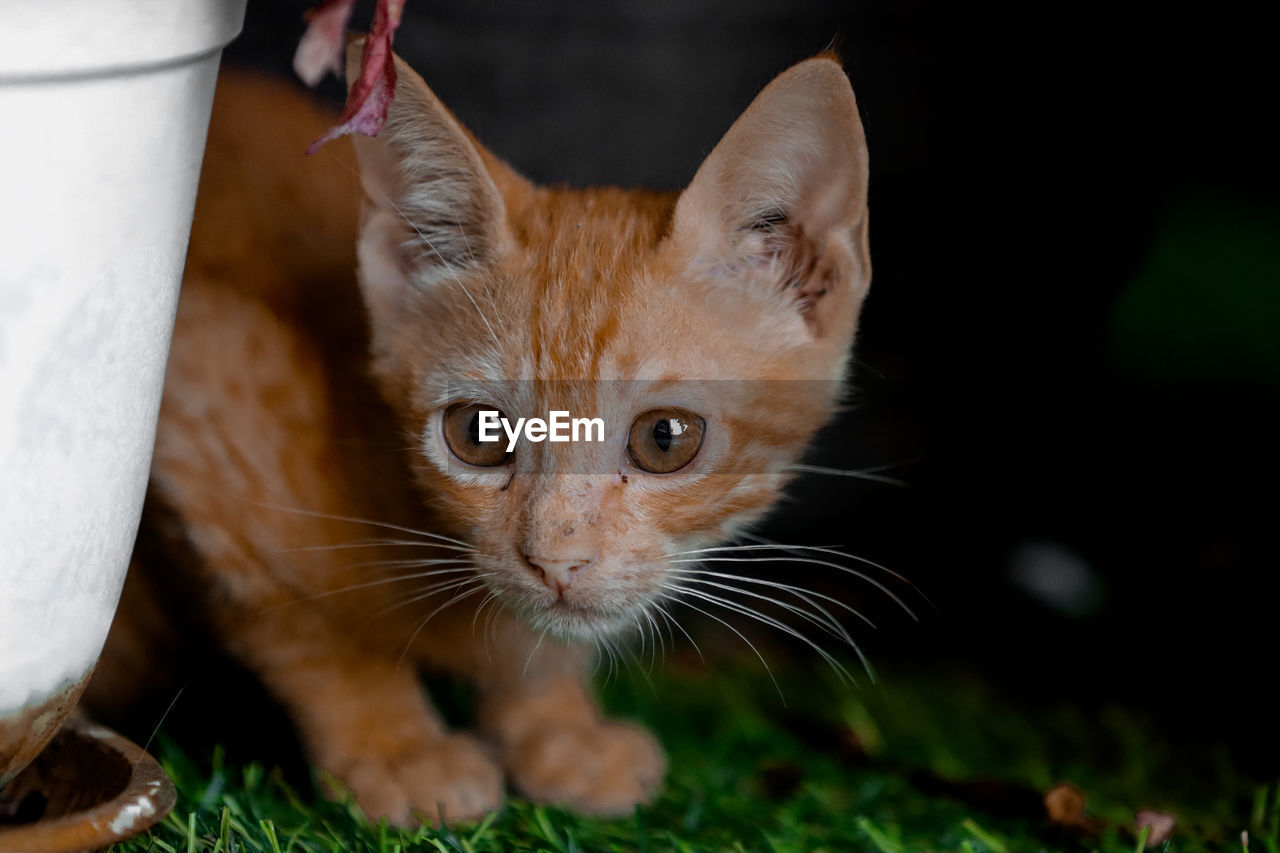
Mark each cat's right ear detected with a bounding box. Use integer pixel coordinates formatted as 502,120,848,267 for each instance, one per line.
345,44,518,313
670,57,870,343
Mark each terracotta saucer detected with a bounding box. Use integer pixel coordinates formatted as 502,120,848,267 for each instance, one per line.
0,718,175,853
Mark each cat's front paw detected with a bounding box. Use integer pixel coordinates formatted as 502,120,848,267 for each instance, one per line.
506,720,666,815
333,732,504,827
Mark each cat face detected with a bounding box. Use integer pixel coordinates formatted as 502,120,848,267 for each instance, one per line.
348,50,870,639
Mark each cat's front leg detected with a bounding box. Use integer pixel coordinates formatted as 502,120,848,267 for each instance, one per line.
477,651,666,815
227,609,503,826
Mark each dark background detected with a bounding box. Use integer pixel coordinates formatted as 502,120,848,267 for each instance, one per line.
227,1,1279,777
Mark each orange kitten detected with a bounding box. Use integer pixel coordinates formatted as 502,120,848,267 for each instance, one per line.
89,45,870,824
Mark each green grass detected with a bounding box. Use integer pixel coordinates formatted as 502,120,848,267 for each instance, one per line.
110,660,1273,853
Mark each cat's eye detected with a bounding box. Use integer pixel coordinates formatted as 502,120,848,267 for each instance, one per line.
442,402,511,467
627,409,706,474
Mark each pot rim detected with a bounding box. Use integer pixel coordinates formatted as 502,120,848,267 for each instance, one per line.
0,0,247,82
0,717,176,852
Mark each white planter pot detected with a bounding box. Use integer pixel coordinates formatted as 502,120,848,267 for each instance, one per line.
0,0,247,786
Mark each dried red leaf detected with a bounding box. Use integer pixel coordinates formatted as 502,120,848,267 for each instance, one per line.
1135,810,1175,846
298,0,406,154
292,0,357,86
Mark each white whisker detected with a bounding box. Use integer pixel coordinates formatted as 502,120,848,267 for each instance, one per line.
245,500,475,550
484,593,505,653
612,637,624,683
472,589,501,638
785,463,911,487
345,557,475,573
396,580,491,671
741,535,938,613
669,571,875,682
670,566,876,630
667,595,782,701
653,601,703,663
589,637,605,679
523,627,548,678
739,535,924,593
277,538,476,555
266,563,476,610
372,574,492,622
624,641,656,694
672,552,918,622
632,613,647,661
641,606,665,670
674,573,849,640
671,541,910,586
669,583,858,685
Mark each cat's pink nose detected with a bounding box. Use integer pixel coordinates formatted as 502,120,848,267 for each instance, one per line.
522,553,593,595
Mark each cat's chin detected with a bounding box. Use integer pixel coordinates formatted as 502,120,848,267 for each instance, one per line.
524,601,637,642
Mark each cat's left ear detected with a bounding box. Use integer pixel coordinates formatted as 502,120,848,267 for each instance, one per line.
671,57,870,340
